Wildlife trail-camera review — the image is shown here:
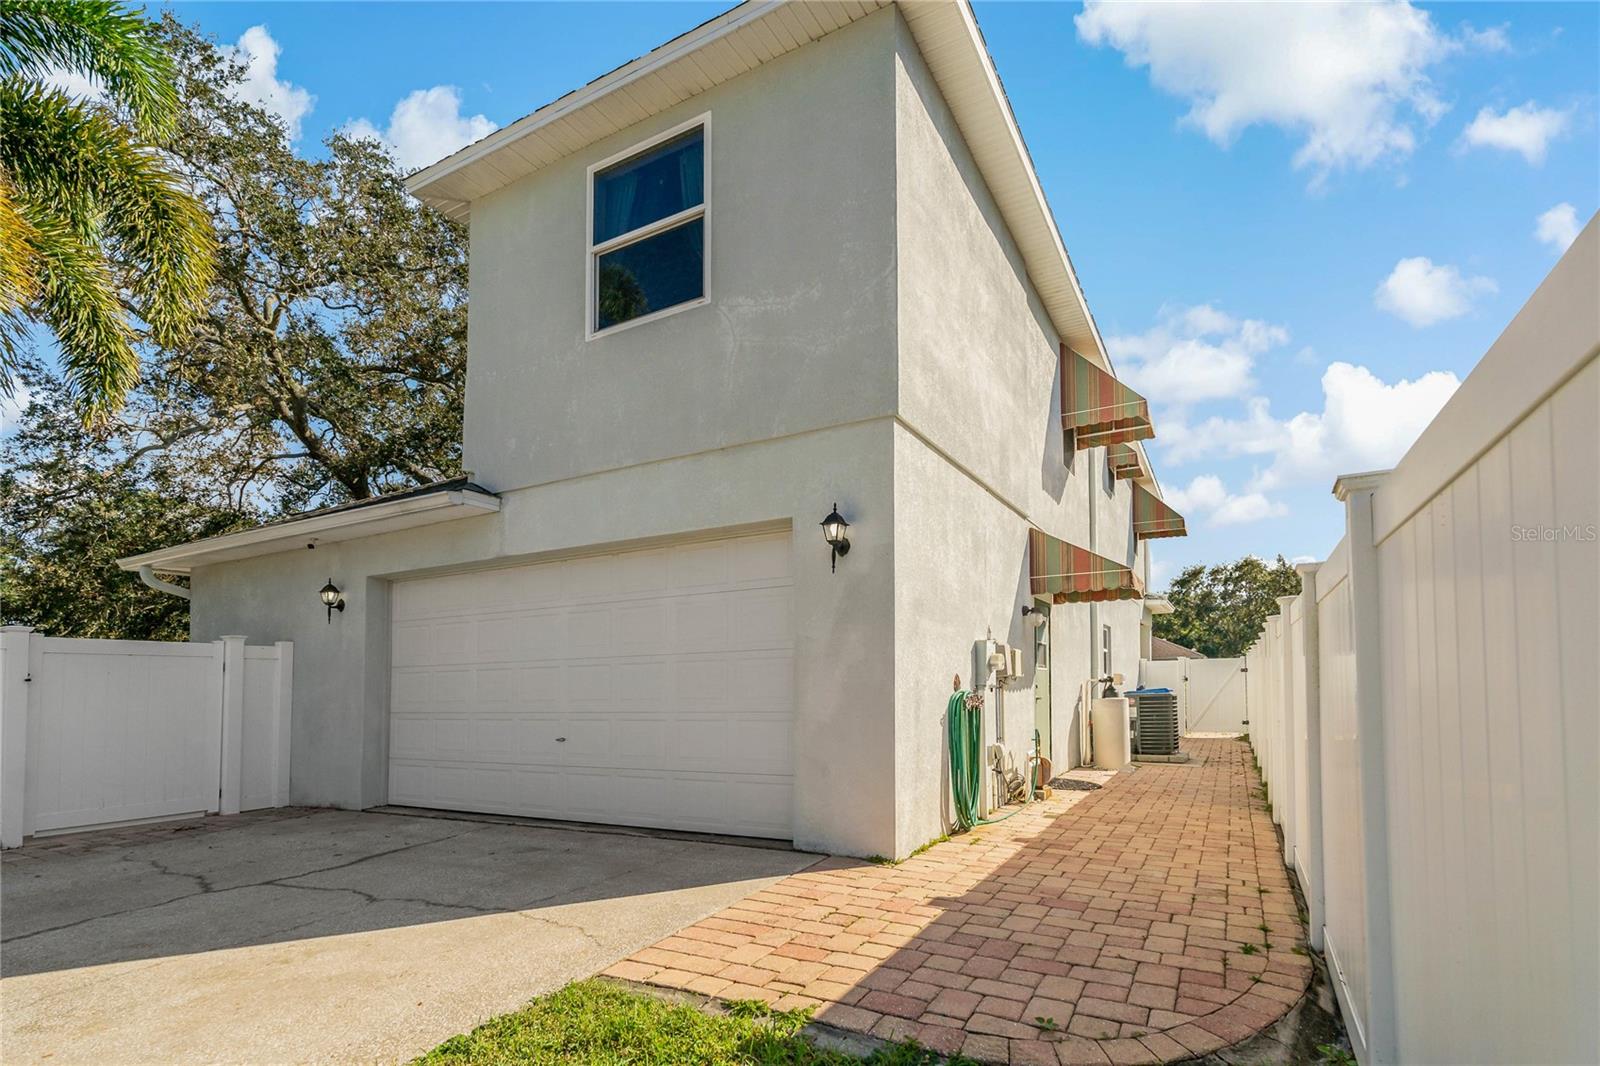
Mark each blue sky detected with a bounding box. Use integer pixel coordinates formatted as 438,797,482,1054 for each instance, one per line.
65,2,1600,584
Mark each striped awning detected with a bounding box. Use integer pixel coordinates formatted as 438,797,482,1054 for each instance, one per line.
1062,345,1154,449
1107,442,1151,481
1028,528,1144,603
1132,483,1187,540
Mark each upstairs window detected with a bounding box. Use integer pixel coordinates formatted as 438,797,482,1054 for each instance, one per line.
588,119,708,335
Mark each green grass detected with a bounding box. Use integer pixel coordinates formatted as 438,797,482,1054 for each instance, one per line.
416,980,978,1065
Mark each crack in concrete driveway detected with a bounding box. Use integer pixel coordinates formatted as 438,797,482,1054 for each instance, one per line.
1,808,818,1065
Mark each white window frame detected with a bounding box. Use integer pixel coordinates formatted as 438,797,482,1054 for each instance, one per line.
585,112,711,340
1101,623,1113,677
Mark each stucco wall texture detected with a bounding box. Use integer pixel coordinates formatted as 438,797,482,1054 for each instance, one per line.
189,8,1157,859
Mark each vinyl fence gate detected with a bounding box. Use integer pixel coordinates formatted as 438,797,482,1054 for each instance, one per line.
0,629,292,848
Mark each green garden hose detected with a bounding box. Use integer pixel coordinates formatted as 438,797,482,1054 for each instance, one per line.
947,690,1027,832
947,691,982,831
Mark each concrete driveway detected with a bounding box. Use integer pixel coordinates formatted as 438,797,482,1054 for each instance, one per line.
0,808,817,1065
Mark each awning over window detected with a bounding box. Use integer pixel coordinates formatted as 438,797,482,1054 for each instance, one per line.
1107,442,1151,481
1029,528,1144,603
1061,345,1153,449
1132,483,1187,540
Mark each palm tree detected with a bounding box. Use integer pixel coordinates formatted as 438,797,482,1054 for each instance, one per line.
1,0,212,422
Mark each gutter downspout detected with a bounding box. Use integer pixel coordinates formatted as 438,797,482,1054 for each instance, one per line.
1084,451,1097,764
138,564,191,600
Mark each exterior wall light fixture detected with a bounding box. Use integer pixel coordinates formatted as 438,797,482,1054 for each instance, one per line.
821,504,850,573
1022,604,1048,628
319,579,345,623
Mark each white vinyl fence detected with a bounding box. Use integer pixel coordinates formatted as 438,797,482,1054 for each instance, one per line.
1245,219,1598,1066
1138,656,1247,734
0,629,292,848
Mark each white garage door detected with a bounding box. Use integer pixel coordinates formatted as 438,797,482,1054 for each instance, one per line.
388,531,795,839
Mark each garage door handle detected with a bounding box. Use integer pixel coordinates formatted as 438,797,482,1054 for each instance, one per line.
555,737,566,742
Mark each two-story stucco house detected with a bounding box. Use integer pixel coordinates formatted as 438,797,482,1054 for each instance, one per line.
121,0,1186,859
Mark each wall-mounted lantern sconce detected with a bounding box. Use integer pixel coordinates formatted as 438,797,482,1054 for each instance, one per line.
319,579,345,623
1022,604,1048,628
820,503,850,573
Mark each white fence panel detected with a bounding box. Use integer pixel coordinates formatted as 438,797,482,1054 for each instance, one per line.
26,638,222,833
1375,358,1598,1066
1136,657,1247,735
240,643,293,811
1313,543,1371,1061
1183,658,1247,734
0,630,292,846
1241,219,1598,1065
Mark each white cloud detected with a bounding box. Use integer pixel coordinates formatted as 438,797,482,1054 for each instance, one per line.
1259,363,1459,488
1159,396,1286,466
1458,23,1511,53
1165,474,1287,527
1459,102,1571,164
1075,0,1453,183
40,68,107,102
1534,203,1582,254
1157,363,1460,492
1375,256,1496,327
344,86,497,172
0,384,33,434
223,26,315,141
1106,304,1289,406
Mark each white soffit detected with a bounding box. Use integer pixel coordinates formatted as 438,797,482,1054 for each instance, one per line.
407,0,1110,366
117,488,501,575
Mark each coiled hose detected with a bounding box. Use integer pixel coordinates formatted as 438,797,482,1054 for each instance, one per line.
947,691,982,831
948,689,1031,832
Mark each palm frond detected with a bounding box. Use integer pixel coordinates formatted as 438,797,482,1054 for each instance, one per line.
1,84,214,419
0,0,177,136
0,171,40,392
14,197,136,415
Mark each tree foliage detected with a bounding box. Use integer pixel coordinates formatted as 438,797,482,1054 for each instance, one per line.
1,0,213,422
1154,555,1302,659
1,17,467,638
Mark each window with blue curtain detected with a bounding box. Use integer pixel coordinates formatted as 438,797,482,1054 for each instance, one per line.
591,125,705,332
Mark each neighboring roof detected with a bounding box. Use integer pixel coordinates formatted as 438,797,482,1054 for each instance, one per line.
405,0,1112,371
1151,636,1205,660
118,478,501,576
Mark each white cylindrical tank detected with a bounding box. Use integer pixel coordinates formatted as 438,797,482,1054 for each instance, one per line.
1090,696,1131,770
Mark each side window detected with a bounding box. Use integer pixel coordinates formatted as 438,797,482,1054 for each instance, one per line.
589,120,707,335
1101,623,1113,677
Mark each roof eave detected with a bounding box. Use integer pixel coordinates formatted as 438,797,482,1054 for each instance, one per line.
118,488,501,576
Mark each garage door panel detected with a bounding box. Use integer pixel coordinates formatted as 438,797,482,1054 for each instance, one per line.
724,655,795,709
614,601,669,655
474,667,518,704
431,668,474,705
671,595,730,652
562,553,617,601
517,665,564,703
616,661,673,705
497,563,566,608
473,716,520,755
613,547,669,596
567,663,611,702
568,606,614,657
512,767,565,814
728,589,794,649
669,540,732,590
390,531,794,839
726,533,793,585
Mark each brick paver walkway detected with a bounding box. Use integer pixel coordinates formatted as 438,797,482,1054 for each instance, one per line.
606,738,1309,1064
